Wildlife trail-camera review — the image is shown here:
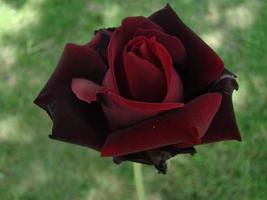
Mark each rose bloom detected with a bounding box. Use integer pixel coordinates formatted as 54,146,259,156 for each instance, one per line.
34,4,241,174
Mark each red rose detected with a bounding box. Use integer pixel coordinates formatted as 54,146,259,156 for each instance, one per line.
34,4,241,174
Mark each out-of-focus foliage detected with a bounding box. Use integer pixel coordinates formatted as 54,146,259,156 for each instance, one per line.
0,0,266,199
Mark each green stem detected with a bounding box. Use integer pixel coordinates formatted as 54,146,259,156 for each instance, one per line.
133,163,146,200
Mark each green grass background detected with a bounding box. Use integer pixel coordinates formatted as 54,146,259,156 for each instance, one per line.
0,0,266,199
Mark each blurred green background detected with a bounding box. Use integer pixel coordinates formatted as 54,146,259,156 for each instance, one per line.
0,0,266,199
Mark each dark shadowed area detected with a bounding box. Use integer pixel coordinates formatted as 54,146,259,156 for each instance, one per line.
0,0,266,199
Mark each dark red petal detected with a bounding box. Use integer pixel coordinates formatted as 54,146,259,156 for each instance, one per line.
47,90,108,151
34,44,109,150
35,44,107,106
122,52,166,102
101,91,183,130
108,34,183,103
135,28,186,65
87,29,113,62
148,37,183,102
125,36,158,65
86,32,102,49
120,16,163,37
201,70,241,143
202,94,241,143
104,16,163,92
101,93,222,157
87,28,113,49
70,78,183,130
149,4,224,97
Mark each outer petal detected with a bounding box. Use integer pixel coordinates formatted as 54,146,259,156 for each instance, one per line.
46,90,108,151
87,29,113,62
34,44,109,150
149,4,224,99
201,69,241,143
101,93,222,157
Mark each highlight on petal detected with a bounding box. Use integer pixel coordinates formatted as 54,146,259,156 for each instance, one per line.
71,78,106,104
101,93,222,157
149,4,224,98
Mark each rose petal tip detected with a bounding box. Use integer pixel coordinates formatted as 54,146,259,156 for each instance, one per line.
71,78,104,104
236,134,242,142
33,98,39,106
101,145,115,157
33,93,47,109
164,3,171,9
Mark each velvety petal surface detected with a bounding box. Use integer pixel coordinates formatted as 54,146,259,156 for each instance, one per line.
148,37,183,102
34,44,109,150
101,91,183,130
87,29,113,62
101,93,222,157
149,4,224,99
134,28,186,65
103,16,163,93
122,51,166,102
71,78,184,130
47,90,108,151
121,36,183,102
201,70,241,143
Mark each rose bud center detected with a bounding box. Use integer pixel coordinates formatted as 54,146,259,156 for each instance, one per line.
117,36,172,103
